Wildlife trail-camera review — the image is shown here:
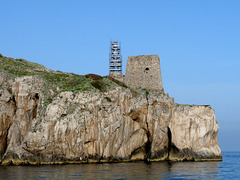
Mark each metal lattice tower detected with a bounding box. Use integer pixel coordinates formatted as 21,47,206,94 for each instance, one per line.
109,41,122,75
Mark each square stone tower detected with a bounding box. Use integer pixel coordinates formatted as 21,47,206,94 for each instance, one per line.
124,55,164,91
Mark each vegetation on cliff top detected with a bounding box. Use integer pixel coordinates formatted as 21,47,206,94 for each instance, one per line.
0,54,125,93
0,54,166,99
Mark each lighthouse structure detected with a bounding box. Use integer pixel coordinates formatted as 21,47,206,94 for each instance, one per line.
109,41,122,76
108,41,163,91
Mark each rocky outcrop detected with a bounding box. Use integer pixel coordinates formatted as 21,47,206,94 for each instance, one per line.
169,104,222,161
0,55,222,165
0,71,222,165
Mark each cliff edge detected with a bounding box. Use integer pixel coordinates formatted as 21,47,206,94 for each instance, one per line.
0,55,222,165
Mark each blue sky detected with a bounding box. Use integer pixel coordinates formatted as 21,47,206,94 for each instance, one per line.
0,0,239,151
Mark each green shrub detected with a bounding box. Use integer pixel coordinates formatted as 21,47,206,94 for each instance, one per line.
146,90,149,96
109,76,127,88
91,80,106,92
85,74,102,80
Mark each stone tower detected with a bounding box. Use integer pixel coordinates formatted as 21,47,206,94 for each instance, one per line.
124,55,164,91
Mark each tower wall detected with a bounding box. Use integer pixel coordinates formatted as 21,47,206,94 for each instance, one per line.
124,55,163,91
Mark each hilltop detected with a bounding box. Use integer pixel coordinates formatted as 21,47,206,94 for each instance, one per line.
0,54,128,93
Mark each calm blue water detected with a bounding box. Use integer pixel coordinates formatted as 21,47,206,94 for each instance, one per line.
0,152,239,179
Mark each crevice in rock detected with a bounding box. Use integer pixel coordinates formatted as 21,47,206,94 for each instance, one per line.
130,146,145,159
32,93,39,119
34,93,39,100
84,140,92,145
99,137,114,163
167,127,172,159
144,91,152,163
3,126,10,157
167,127,182,160
12,95,17,114
144,131,151,163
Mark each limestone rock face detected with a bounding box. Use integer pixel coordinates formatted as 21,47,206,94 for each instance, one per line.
169,105,222,161
0,73,222,165
0,89,15,160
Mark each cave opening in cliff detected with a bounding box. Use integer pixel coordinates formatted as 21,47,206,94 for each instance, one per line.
144,131,152,163
167,127,172,157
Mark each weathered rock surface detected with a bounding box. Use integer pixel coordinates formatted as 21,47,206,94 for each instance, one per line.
0,58,222,165
169,104,222,161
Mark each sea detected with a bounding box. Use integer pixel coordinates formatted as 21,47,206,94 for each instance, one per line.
0,152,239,179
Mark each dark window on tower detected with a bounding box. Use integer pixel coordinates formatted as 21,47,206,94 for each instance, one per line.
144,67,149,73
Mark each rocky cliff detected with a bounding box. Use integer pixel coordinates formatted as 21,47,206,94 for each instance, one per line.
0,55,222,165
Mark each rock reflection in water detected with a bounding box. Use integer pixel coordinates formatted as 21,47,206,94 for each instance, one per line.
0,161,221,179
164,161,220,179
